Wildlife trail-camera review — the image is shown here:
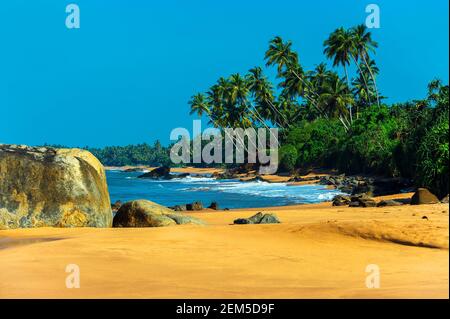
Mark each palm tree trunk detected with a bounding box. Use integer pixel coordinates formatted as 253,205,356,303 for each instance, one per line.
343,65,353,124
350,54,372,108
361,52,380,108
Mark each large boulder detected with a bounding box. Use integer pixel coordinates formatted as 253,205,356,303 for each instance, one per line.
234,212,280,225
410,188,440,205
0,145,112,229
113,200,205,227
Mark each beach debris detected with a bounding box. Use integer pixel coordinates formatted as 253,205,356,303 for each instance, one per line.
410,188,440,205
0,144,112,229
233,212,280,225
422,216,429,220
113,200,205,227
377,199,403,207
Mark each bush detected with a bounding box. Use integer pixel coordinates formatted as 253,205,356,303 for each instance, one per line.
416,113,449,198
282,118,345,168
337,106,400,175
279,144,298,172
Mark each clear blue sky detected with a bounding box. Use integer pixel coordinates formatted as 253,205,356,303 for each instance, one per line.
0,0,448,147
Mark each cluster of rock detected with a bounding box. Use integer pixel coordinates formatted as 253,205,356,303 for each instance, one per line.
234,212,280,225
170,201,220,211
137,166,189,180
332,187,448,208
320,175,412,196
0,145,112,229
112,200,204,227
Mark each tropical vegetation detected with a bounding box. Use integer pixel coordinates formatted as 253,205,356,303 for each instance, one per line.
188,24,449,197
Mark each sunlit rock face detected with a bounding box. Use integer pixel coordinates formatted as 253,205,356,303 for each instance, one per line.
0,145,112,229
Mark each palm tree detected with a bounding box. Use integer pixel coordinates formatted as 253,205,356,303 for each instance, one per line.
324,27,355,122
189,93,210,117
246,67,288,128
352,72,374,116
265,36,327,118
350,24,380,107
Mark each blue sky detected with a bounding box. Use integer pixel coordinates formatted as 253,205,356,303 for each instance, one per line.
0,0,448,147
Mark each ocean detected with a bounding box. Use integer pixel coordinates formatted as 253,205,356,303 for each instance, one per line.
106,170,342,209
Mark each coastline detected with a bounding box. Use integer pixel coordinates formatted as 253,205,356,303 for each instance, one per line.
1,193,448,299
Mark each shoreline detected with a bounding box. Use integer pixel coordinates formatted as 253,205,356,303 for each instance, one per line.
0,193,448,299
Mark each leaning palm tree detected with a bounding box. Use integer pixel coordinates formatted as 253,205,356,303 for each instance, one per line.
246,67,288,128
265,37,322,107
350,24,380,107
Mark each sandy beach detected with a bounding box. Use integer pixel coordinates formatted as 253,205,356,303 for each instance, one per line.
0,193,448,299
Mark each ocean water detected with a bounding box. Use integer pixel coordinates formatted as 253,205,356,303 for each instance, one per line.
106,170,343,209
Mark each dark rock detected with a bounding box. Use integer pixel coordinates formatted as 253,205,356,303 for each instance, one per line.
186,201,203,211
410,188,440,205
124,167,145,172
234,218,252,224
113,200,204,227
422,216,429,220
359,198,377,207
248,212,264,223
377,200,403,207
259,214,281,224
233,212,280,225
208,202,219,210
172,205,187,212
349,201,361,207
111,200,123,211
332,195,351,206
138,166,171,179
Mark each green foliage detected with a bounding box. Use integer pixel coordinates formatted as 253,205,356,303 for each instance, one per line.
279,144,298,172
283,119,345,168
88,141,171,167
338,106,400,174
416,113,449,198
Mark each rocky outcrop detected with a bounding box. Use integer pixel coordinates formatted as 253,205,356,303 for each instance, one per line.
410,188,440,205
332,195,351,206
138,166,171,179
186,201,203,211
347,194,377,208
0,145,112,229
208,202,219,210
440,194,449,204
113,200,205,227
234,212,280,225
320,175,412,197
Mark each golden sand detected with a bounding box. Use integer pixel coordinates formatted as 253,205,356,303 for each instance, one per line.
0,194,448,299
